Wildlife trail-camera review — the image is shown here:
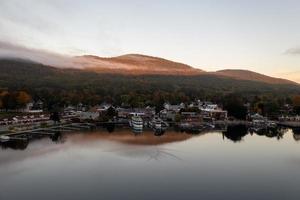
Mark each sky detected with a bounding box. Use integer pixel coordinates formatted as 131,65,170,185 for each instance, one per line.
0,0,300,81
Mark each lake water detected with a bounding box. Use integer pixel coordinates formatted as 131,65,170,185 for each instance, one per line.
1,127,300,200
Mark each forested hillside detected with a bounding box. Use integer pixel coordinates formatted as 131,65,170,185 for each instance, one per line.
0,59,299,109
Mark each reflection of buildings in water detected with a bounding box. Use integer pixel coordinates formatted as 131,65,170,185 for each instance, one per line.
0,139,29,150
249,127,287,140
0,129,198,152
0,126,294,151
222,125,290,142
0,131,66,150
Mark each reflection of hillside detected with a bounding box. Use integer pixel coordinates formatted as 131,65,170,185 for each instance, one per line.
69,129,196,146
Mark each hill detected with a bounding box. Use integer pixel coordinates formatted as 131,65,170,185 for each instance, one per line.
0,59,299,102
72,54,297,85
214,69,295,85
73,54,204,75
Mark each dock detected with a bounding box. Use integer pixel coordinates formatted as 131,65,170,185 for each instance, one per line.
0,122,97,141
277,121,300,128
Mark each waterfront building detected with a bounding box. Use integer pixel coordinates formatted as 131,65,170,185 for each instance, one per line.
199,103,228,121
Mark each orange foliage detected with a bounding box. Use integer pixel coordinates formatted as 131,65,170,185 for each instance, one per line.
293,95,300,107
16,91,31,106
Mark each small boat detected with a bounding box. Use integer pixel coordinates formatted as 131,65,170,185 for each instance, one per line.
0,135,10,142
131,115,143,132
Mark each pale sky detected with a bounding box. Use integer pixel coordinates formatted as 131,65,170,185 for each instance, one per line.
0,0,300,81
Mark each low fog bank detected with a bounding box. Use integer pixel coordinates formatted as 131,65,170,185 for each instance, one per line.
0,41,82,68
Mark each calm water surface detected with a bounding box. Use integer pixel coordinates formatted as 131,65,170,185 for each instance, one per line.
1,128,300,200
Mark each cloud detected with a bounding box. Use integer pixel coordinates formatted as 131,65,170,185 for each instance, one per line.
285,47,300,55
0,41,80,68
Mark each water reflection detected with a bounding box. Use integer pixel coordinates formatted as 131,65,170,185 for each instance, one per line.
1,139,29,150
154,129,165,136
292,128,300,141
1,127,300,200
222,125,248,142
50,132,66,143
292,128,300,135
1,126,300,151
105,122,115,133
222,125,290,142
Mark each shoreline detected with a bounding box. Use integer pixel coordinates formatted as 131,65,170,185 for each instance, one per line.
1,119,300,137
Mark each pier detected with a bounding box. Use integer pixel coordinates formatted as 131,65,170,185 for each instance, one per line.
277,121,300,128
0,123,97,142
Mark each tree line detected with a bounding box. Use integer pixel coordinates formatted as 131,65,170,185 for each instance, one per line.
1,59,300,119
0,90,32,111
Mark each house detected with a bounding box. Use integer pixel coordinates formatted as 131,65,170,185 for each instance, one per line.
33,100,44,110
250,113,265,121
279,104,293,115
163,102,185,112
116,108,132,119
117,106,155,120
180,112,202,123
160,109,177,121
97,103,113,112
199,103,227,121
24,102,34,112
160,102,185,121
24,101,43,113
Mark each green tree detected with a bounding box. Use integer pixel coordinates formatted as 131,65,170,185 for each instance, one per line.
223,94,247,120
2,92,17,111
106,106,117,119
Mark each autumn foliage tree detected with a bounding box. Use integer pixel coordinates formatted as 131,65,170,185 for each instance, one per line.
16,91,32,108
0,91,31,111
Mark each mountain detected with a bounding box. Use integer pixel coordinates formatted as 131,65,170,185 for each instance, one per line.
73,54,204,75
72,54,297,85
0,59,299,98
213,69,296,85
